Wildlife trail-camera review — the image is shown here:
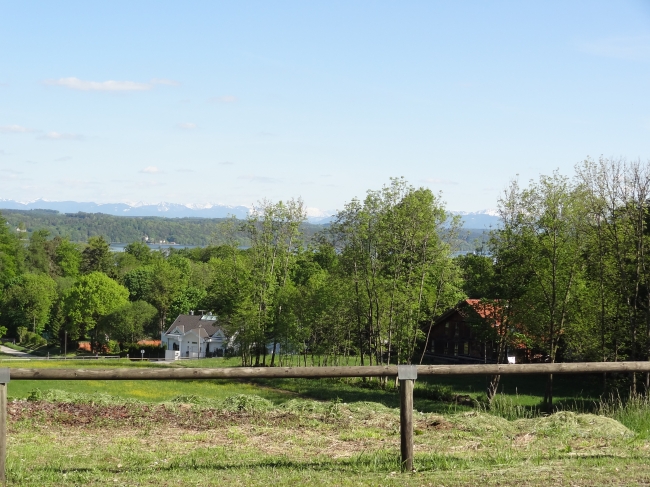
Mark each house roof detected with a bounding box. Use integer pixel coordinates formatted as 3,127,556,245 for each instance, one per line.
165,314,224,337
465,299,504,323
432,299,527,350
435,299,505,326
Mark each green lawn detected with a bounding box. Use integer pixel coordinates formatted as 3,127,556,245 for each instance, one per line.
1,358,650,485
6,392,650,486
0,358,291,404
0,357,606,412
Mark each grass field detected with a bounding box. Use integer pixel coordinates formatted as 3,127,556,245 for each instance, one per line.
2,358,649,486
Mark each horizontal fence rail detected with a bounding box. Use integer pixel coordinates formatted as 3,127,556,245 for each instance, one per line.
2,361,650,480
7,361,650,380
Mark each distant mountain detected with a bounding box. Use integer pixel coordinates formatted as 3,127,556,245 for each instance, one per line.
0,199,501,227
0,199,250,219
452,210,501,229
305,207,335,224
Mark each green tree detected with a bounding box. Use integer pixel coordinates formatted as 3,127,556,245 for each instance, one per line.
124,241,154,265
123,266,155,301
576,157,650,392
80,236,113,274
240,198,306,366
53,237,82,277
331,178,464,367
0,273,57,336
145,261,185,334
0,211,23,287
62,272,129,343
495,173,589,410
98,300,158,344
456,254,496,299
26,229,51,274
168,287,208,323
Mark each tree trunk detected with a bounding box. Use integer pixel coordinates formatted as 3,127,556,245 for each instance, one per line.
270,338,277,367
544,373,554,413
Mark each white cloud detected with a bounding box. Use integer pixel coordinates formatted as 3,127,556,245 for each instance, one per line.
0,125,33,133
209,95,237,103
0,169,22,179
423,177,459,185
44,77,181,92
219,161,234,165
579,35,650,61
58,178,100,188
39,132,84,140
135,181,165,187
140,166,161,174
177,122,197,130
55,156,72,162
45,77,152,92
238,174,279,183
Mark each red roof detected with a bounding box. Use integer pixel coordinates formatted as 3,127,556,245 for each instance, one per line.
465,299,504,324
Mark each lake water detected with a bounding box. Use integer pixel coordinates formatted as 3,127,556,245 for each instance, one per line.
109,243,199,252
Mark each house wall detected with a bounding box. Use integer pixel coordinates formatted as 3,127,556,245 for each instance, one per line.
163,330,228,358
428,310,497,362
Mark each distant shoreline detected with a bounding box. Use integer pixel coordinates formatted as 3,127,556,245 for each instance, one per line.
109,242,199,252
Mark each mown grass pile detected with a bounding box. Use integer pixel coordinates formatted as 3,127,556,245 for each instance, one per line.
5,387,650,486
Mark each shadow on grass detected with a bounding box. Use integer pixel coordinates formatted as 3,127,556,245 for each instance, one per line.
35,451,633,478
250,377,461,413
251,374,606,415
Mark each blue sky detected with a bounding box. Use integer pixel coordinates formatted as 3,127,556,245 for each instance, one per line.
1,1,649,214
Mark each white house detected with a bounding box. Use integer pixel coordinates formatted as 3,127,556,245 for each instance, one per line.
162,312,227,359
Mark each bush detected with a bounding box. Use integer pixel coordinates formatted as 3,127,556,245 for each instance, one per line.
16,327,28,344
107,340,120,354
18,329,47,349
121,343,166,359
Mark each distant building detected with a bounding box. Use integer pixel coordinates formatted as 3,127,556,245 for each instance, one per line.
424,299,527,364
162,312,227,359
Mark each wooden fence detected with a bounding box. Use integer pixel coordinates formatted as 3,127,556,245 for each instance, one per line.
2,361,650,482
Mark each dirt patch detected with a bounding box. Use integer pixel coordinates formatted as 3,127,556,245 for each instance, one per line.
513,433,535,446
7,399,304,430
427,416,453,430
8,400,399,459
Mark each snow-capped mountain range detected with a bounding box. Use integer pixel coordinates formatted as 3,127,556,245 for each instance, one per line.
0,199,501,227
0,198,251,219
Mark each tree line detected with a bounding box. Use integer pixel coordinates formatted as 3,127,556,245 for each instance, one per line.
1,162,650,398
1,208,483,251
458,157,650,407
1,209,324,246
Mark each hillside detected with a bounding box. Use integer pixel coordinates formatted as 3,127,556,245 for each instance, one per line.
1,208,488,250
0,209,322,246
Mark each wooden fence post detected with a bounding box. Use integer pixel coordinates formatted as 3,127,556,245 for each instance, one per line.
398,365,417,472
0,368,9,485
